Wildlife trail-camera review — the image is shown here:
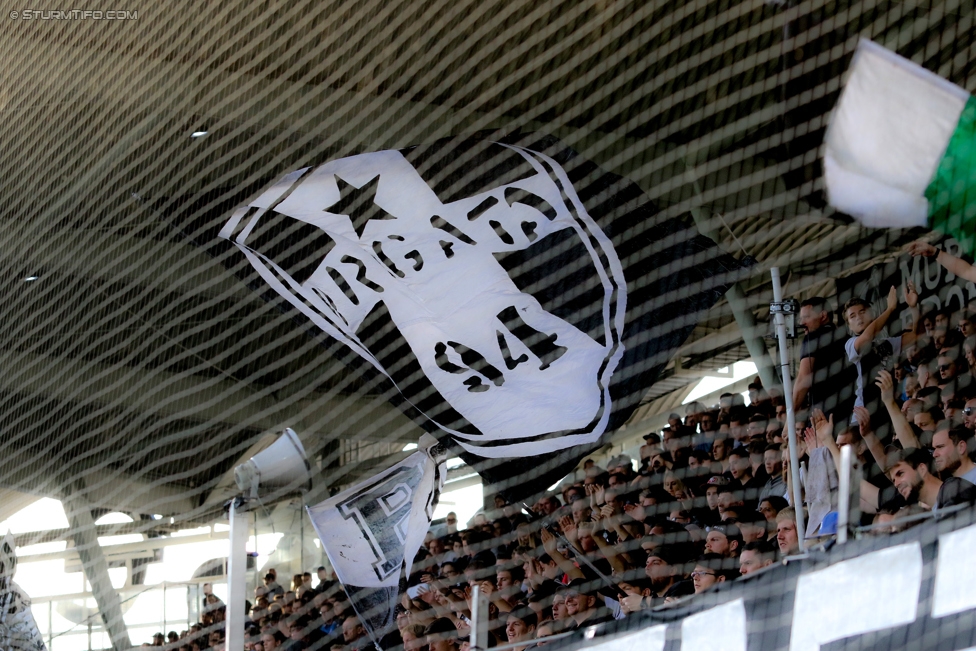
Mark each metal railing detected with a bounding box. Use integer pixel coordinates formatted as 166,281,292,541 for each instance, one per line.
31,578,221,651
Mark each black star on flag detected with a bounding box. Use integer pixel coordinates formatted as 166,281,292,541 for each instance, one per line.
326,175,397,238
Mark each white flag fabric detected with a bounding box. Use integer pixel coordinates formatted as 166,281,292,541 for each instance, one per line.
0,533,45,651
824,38,969,228
307,434,445,642
219,144,627,459
219,134,743,495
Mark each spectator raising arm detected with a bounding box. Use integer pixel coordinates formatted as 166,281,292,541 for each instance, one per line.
852,405,887,472
812,409,881,514
909,240,976,283
851,286,899,356
875,370,920,449
585,521,628,575
478,579,513,614
812,410,842,470
540,527,584,582
850,282,920,356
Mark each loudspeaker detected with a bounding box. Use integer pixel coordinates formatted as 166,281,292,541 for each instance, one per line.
234,428,312,497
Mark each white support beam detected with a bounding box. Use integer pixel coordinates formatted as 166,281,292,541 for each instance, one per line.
62,482,132,651
18,531,230,564
225,501,249,651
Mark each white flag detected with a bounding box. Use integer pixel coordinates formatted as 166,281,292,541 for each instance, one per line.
824,38,970,229
306,434,445,641
219,144,627,459
0,532,46,651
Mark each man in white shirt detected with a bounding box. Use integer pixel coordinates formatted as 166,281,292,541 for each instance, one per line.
843,283,919,418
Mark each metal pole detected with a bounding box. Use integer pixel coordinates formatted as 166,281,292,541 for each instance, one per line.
683,158,779,390
726,283,780,390
771,267,807,549
518,503,622,598
470,584,489,651
226,499,249,651
249,511,254,591
837,445,852,544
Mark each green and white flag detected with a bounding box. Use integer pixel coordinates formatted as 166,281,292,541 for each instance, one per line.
825,38,976,255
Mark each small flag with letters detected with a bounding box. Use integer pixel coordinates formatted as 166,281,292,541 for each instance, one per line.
306,434,445,646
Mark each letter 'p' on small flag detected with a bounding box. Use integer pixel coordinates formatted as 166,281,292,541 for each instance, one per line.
306,434,446,647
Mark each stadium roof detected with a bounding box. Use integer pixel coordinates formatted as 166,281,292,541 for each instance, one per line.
0,0,963,524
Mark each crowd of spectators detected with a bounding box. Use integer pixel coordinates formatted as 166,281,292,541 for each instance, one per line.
151,240,976,651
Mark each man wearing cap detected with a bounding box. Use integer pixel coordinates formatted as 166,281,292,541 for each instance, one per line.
703,523,742,558
887,447,976,512
641,544,685,604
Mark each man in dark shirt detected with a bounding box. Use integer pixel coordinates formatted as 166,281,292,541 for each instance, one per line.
557,580,615,629
728,448,765,508
794,297,855,420
886,447,976,513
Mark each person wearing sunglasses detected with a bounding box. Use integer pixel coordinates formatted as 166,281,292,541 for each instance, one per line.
936,345,966,385
963,398,976,430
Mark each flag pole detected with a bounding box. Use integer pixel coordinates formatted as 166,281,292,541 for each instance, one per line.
470,584,490,651
837,444,852,544
226,497,250,651
770,267,806,549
